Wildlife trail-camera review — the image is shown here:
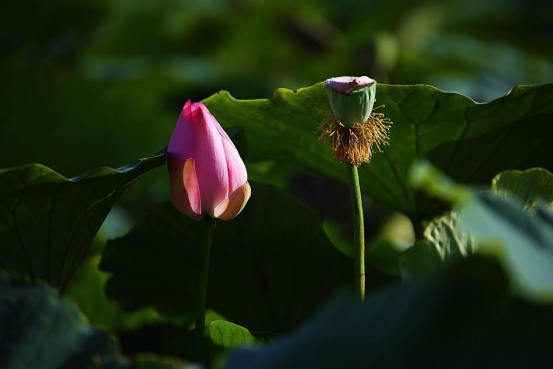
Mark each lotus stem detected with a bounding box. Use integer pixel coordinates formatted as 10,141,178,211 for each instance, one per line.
347,165,365,300
196,216,213,328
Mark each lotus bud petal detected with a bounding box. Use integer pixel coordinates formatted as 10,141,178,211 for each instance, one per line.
325,76,376,127
167,100,250,221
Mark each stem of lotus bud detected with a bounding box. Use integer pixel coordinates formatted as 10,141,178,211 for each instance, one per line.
195,215,214,328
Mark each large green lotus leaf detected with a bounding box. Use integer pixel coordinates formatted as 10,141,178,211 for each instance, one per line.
0,147,167,292
166,320,279,366
203,82,553,219
0,273,187,369
223,258,553,369
100,183,352,333
492,168,553,211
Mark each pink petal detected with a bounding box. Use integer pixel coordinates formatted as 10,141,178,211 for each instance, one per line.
220,132,248,194
167,100,196,169
169,158,202,221
191,102,229,214
211,182,251,220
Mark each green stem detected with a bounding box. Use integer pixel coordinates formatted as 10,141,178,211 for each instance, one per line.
196,216,213,329
347,165,365,300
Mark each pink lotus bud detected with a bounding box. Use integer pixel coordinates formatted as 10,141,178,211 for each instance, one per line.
167,101,251,221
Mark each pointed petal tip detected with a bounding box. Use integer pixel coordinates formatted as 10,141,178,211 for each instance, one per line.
192,101,212,119
190,101,208,113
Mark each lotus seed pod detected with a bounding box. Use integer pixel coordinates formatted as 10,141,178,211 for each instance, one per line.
325,76,376,127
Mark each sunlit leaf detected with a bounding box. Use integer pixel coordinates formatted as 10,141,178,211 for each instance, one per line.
166,320,279,366
409,162,553,301
204,82,553,220
401,212,477,280
492,168,553,211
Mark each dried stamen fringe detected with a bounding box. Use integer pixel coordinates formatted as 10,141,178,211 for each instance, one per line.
316,105,392,167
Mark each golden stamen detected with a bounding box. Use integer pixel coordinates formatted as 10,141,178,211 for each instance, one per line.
316,105,392,167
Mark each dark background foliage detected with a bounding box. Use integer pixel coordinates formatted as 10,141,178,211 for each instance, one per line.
2,0,552,171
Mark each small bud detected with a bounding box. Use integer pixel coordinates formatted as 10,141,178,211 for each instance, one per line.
167,101,251,221
325,76,376,127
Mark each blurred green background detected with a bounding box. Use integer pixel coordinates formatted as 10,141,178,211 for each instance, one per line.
1,0,552,240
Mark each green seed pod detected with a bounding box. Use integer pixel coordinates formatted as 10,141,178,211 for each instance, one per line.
325,76,376,127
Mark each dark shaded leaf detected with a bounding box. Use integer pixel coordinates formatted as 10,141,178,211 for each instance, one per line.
65,255,160,332
223,258,552,369
100,183,352,333
0,147,166,291
0,273,187,369
461,192,553,302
